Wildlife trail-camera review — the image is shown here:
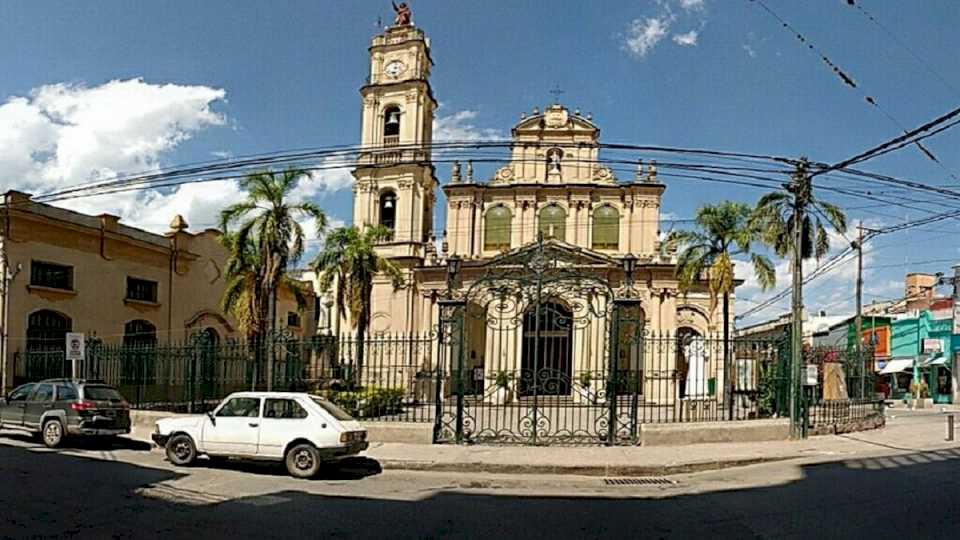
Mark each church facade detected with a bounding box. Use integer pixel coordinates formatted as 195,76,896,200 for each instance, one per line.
345,18,733,423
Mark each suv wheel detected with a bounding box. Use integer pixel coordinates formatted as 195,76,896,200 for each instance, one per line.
285,443,321,478
165,434,197,466
42,419,65,448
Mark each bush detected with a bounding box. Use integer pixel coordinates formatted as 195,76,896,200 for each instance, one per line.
318,387,405,418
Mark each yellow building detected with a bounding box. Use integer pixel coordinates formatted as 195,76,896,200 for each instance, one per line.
0,191,313,393
345,19,731,418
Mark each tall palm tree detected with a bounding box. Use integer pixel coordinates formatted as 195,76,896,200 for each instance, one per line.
751,160,847,434
219,168,326,389
750,167,847,263
311,226,404,385
661,201,776,412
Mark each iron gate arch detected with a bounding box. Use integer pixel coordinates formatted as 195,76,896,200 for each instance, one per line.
434,236,645,445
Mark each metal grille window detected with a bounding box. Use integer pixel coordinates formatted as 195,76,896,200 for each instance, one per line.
26,310,71,351
30,261,73,290
591,205,620,250
126,277,158,303
538,205,566,242
484,206,512,251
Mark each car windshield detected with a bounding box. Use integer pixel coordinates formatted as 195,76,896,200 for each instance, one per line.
83,386,125,402
310,397,355,421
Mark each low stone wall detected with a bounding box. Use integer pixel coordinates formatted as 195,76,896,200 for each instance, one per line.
639,419,791,446
809,413,886,436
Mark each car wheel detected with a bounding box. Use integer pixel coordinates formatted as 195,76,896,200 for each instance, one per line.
285,443,321,479
165,434,197,466
42,419,65,448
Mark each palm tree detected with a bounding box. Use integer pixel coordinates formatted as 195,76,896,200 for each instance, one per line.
219,168,327,389
311,226,404,385
220,232,310,340
750,167,847,263
661,201,776,413
750,160,847,436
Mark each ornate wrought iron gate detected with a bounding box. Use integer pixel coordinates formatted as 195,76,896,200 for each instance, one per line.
434,237,645,445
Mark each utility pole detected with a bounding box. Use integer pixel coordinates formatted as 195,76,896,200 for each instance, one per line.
786,160,809,440
854,222,864,398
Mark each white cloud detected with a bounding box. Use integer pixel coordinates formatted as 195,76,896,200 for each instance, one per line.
0,79,358,237
736,230,871,324
0,78,234,233
625,17,671,59
0,78,226,192
672,30,699,47
432,109,502,142
743,43,758,58
679,0,706,11
623,1,708,60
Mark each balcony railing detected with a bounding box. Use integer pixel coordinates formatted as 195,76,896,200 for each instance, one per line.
383,135,400,147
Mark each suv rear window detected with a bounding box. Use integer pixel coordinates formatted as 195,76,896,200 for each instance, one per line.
83,386,125,402
310,397,355,421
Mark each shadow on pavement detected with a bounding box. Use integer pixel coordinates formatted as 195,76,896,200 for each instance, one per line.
0,430,152,451
3,442,960,538
190,455,383,480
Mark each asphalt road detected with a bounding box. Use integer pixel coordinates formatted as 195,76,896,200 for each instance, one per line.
2,428,960,539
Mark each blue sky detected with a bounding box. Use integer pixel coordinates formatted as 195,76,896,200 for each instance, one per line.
2,0,960,323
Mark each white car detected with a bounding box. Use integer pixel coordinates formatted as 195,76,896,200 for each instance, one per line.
152,392,369,478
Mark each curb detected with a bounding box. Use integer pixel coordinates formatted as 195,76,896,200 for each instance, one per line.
375,456,797,477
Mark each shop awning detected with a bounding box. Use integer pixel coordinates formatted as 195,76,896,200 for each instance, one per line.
880,358,914,375
923,354,948,367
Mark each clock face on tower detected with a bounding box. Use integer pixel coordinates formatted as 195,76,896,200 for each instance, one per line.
384,60,406,78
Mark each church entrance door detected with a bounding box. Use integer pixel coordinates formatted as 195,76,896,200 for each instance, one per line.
519,301,572,397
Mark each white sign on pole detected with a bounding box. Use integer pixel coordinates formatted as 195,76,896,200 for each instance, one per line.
65,332,84,378
803,364,819,386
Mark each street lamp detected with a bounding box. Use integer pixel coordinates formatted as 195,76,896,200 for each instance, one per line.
446,254,462,296
622,253,637,297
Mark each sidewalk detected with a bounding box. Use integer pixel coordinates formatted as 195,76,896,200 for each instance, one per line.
131,410,960,477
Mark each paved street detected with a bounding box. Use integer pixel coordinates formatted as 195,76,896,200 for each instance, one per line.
3,411,960,539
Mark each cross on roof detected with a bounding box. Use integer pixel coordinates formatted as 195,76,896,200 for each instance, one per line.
549,84,565,104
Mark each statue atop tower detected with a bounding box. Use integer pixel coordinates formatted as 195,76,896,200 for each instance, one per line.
392,2,412,26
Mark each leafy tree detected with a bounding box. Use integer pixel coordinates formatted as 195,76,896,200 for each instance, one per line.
311,226,404,384
661,201,776,409
219,168,326,389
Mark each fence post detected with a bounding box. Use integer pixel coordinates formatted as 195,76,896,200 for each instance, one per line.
454,304,465,444
947,414,955,442
606,303,621,447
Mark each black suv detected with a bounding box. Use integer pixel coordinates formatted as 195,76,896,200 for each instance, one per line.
0,379,131,448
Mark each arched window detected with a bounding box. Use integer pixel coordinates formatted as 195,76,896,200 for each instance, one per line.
592,205,620,250
26,310,71,351
538,205,566,242
123,320,157,348
383,106,401,143
379,191,397,234
484,206,512,251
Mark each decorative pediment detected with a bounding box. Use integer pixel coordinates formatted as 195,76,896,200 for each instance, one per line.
482,238,617,269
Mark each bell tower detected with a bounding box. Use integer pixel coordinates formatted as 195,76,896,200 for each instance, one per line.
352,16,437,260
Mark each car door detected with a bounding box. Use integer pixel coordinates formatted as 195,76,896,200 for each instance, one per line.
23,383,54,430
202,396,262,456
0,384,35,427
258,398,311,458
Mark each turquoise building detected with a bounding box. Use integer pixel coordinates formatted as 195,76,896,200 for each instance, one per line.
886,311,954,404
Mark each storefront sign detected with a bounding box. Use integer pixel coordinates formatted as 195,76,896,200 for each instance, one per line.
923,338,943,353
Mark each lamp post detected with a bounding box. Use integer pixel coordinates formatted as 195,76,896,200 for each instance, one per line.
446,254,461,297
622,254,637,298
